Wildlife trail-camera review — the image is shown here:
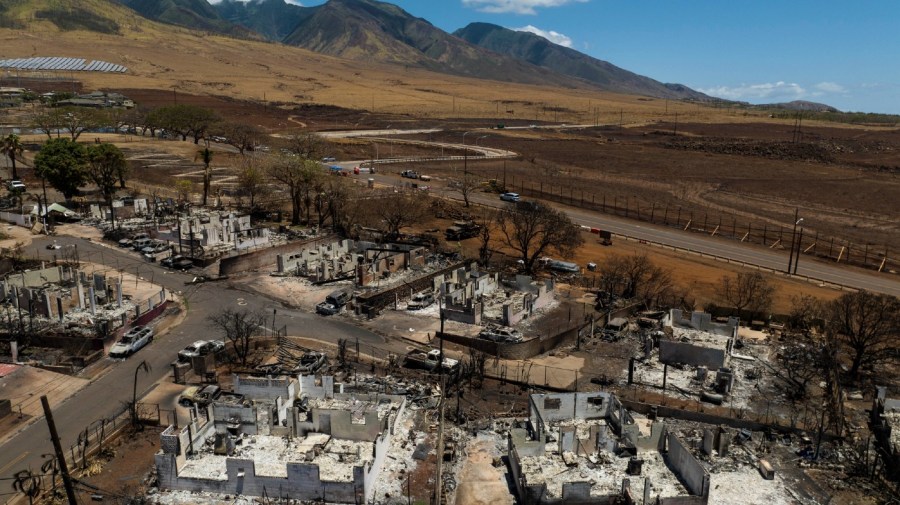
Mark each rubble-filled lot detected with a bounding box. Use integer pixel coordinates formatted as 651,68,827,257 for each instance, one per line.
631,345,768,411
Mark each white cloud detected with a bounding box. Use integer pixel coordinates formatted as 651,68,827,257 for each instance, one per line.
814,82,846,93
462,0,588,15
698,80,852,102
697,81,807,101
514,25,573,47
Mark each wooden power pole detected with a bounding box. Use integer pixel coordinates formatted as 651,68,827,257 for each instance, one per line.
41,396,78,505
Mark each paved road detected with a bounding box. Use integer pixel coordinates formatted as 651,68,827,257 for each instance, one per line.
339,163,900,297
0,235,401,500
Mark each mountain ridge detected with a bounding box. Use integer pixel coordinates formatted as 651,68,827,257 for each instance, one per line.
279,0,584,88
5,0,719,102
453,22,712,102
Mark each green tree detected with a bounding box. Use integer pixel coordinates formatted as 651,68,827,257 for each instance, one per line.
87,143,127,226
174,179,193,204
1,133,24,180
151,105,219,143
195,147,213,206
31,107,63,140
33,138,88,200
56,106,105,141
236,157,266,211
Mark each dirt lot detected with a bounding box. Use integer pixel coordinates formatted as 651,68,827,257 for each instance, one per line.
406,124,900,258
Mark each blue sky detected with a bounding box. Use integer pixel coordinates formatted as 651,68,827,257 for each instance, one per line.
290,0,899,113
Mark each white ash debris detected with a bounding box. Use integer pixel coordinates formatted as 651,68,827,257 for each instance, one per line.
309,396,397,422
671,326,731,349
177,434,374,482
517,451,685,501
631,347,765,410
707,467,794,505
151,490,257,505
371,398,420,501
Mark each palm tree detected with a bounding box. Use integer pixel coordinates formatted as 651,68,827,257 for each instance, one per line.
195,147,213,207
1,133,24,180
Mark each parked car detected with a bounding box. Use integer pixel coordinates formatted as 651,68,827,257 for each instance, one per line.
500,192,521,202
46,241,61,250
132,238,152,251
172,258,194,271
479,326,523,343
400,170,419,179
120,233,147,248
295,351,327,374
177,340,224,362
325,289,352,307
109,326,153,358
179,385,222,407
322,156,336,162
316,301,341,316
142,242,169,257
6,180,25,192
407,291,434,310
161,255,184,268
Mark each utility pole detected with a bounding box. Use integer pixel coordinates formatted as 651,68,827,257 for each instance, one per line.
462,131,471,176
793,227,804,275
433,373,446,505
787,209,802,274
433,300,447,505
41,396,78,505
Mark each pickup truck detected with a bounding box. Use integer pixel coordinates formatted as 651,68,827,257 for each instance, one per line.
400,170,419,179
445,221,481,241
403,349,459,373
109,326,153,358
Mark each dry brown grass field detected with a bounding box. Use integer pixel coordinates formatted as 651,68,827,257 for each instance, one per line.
0,9,862,125
3,7,898,277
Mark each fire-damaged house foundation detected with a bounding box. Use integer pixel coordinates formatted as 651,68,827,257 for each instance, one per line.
275,239,427,286
508,391,709,504
155,375,407,503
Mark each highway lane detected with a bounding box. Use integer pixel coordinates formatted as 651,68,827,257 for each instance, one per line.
0,235,400,498
342,164,900,297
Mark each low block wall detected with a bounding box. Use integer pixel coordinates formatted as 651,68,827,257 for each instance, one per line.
438,321,584,360
664,433,709,502
621,399,843,440
659,340,726,369
356,261,466,316
219,235,337,276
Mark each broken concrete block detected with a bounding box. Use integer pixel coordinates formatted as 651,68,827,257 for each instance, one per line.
758,458,775,480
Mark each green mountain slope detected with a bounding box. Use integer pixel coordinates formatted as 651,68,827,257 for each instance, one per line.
281,0,577,87
0,0,121,33
215,0,311,41
118,0,256,37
